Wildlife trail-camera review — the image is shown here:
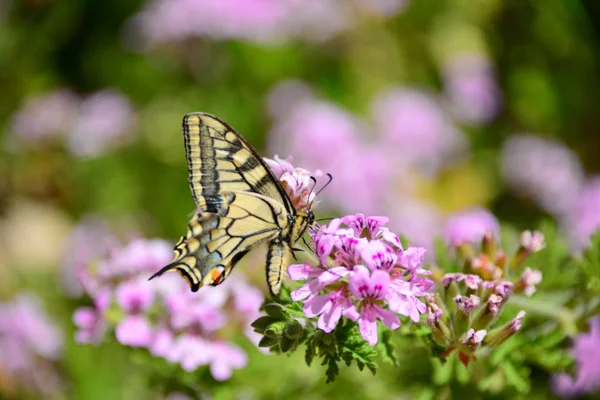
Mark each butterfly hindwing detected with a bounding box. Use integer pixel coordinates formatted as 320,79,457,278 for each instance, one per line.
149,191,290,292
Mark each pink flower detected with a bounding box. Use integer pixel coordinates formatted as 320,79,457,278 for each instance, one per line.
501,134,584,218
114,282,155,347
443,208,499,247
7,89,79,146
552,316,600,397
517,267,543,297
442,53,501,125
565,177,600,252
289,264,349,301
520,230,546,253
303,289,354,333
289,214,431,343
263,155,321,211
73,289,110,345
67,89,137,157
209,342,248,381
346,266,401,345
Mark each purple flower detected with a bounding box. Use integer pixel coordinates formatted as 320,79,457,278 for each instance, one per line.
263,155,322,211
372,87,467,174
501,135,584,218
462,328,486,345
73,290,110,345
0,293,64,396
346,266,401,345
442,53,501,125
552,316,600,398
7,89,79,148
516,267,543,297
565,177,600,252
71,230,261,381
520,230,546,253
66,89,137,157
303,288,354,333
289,214,431,344
443,208,499,247
62,217,119,297
114,282,155,347
454,295,481,313
209,341,248,381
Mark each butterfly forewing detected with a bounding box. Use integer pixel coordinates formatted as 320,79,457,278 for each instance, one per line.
183,113,294,214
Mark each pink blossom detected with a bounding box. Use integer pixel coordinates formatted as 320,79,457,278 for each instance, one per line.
552,316,600,397
209,342,248,381
347,266,401,345
518,267,543,297
501,134,584,218
520,230,546,253
442,53,501,125
565,177,600,252
303,289,354,333
443,208,499,247
67,89,137,157
7,89,79,146
462,328,486,345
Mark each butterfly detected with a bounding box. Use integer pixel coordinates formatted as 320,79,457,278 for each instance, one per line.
149,112,316,295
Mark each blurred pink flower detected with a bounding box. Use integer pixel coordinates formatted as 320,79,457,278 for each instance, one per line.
115,281,155,347
7,89,79,147
126,0,409,48
209,341,248,381
442,53,502,125
0,293,64,396
552,316,600,398
372,87,468,175
73,289,110,345
7,88,137,157
565,177,600,252
62,217,120,297
443,207,499,247
67,89,137,157
71,228,263,381
501,134,584,217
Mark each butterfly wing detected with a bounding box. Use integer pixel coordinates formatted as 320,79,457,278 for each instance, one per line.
149,191,292,293
183,112,295,215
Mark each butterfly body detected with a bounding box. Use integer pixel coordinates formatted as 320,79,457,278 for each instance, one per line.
149,113,314,295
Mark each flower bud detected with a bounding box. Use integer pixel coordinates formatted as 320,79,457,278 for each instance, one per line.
486,311,525,347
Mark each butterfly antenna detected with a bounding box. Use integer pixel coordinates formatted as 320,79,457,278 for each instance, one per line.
308,173,333,210
315,173,333,198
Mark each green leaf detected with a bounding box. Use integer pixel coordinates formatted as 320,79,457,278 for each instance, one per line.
264,303,287,320
501,361,531,394
304,343,315,367
251,316,274,332
377,330,398,366
325,356,340,384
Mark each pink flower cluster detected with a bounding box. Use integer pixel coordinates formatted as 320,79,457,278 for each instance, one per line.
126,0,408,48
7,89,137,157
426,272,526,366
0,293,64,397
288,214,432,345
68,223,264,381
552,316,600,398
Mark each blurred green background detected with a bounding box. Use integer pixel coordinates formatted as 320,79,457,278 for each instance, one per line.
2,0,600,399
